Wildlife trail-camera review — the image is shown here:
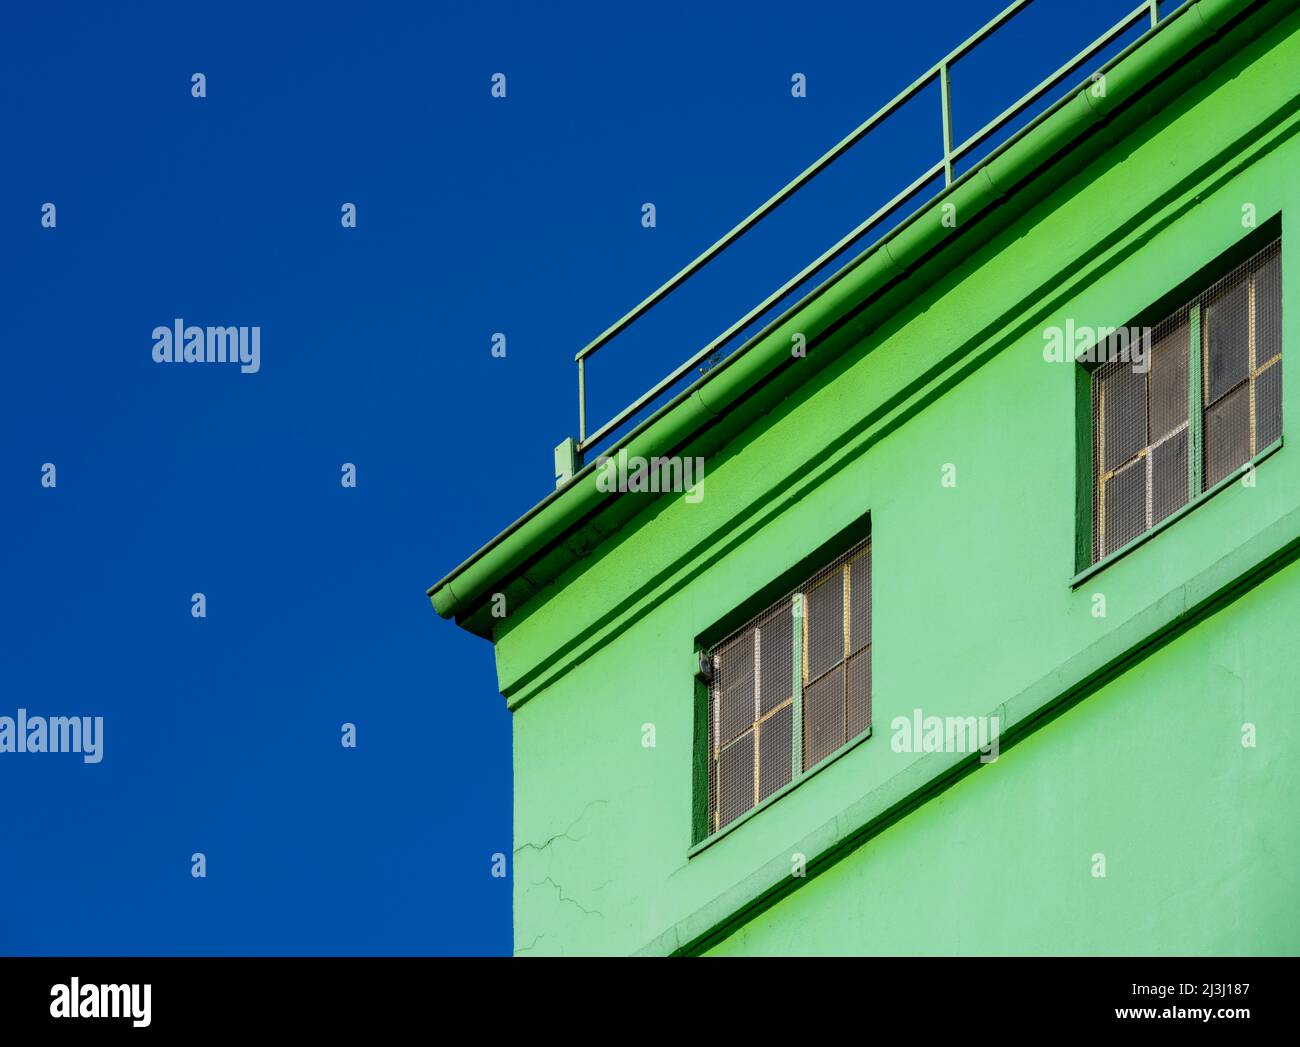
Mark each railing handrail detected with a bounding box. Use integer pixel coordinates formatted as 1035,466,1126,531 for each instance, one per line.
572,0,1165,455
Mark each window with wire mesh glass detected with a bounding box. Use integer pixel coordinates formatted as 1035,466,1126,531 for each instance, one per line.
704,537,871,835
1091,238,1281,563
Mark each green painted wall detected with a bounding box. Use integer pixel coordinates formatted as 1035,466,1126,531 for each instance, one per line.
499,7,1300,955
708,554,1300,955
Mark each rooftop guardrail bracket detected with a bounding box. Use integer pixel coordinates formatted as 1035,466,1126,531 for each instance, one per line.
554,438,579,489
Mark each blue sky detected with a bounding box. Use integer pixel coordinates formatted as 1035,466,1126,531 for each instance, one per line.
0,0,1163,954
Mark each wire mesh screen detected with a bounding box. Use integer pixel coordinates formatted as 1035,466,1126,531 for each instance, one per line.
1092,238,1281,563
1203,241,1283,487
706,537,871,835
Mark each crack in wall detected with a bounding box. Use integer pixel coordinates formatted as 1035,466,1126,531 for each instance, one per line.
514,799,608,855
530,875,606,919
516,802,610,952
517,932,545,954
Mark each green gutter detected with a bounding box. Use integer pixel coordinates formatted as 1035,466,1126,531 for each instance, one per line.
428,0,1269,625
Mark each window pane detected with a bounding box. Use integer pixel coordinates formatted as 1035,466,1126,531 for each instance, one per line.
758,704,793,801
805,571,844,680
1205,275,1250,404
716,731,753,830
1149,320,1188,441
846,648,872,740
1256,361,1282,451
848,549,871,655
1103,456,1147,555
755,604,793,715
803,664,845,768
1204,382,1251,487
1256,251,1282,366
714,630,754,747
1150,428,1188,526
1087,238,1280,569
704,534,871,838
1100,360,1148,470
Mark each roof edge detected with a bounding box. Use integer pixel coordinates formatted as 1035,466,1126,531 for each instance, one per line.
428,0,1272,627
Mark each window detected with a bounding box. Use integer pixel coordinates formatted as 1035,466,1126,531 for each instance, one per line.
1090,238,1282,564
703,537,872,836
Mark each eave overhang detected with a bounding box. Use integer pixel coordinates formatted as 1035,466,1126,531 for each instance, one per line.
428,0,1289,640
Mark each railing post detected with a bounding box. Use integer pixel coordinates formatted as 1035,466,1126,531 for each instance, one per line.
1149,0,1159,28
578,357,587,445
940,62,954,185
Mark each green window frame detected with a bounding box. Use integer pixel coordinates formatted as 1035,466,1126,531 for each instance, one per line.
694,534,872,845
1078,233,1283,575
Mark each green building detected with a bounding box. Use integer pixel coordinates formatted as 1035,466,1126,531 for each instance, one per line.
430,0,1300,955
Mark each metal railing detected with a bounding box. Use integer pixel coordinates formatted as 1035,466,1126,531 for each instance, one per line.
567,0,1169,467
